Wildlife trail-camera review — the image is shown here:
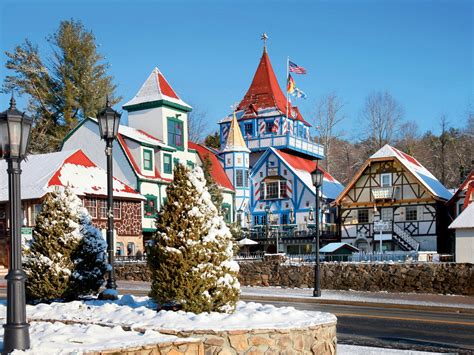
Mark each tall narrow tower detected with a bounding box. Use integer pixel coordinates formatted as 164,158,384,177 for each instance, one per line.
221,113,251,222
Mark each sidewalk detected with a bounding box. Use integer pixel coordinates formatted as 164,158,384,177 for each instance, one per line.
241,286,474,311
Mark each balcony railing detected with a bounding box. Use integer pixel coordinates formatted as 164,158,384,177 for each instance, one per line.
244,133,324,159
371,187,394,200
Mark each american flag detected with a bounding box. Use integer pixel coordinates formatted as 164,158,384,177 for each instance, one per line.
289,60,307,74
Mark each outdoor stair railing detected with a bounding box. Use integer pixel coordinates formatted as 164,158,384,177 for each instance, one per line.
393,223,420,251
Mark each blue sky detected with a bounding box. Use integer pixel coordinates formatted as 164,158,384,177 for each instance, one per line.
1,0,472,139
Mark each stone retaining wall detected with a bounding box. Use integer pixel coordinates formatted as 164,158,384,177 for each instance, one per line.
116,256,474,295
154,323,337,355
84,339,204,355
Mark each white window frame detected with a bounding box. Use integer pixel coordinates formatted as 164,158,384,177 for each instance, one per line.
381,173,392,187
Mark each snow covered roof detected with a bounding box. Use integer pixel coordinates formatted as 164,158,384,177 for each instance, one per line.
370,145,452,200
222,113,250,153
0,150,144,202
449,202,474,229
189,142,234,191
123,67,191,110
230,49,309,126
273,149,344,200
319,242,359,253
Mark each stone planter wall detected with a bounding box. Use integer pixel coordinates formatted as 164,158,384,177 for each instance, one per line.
156,322,337,355
115,257,474,295
84,339,204,355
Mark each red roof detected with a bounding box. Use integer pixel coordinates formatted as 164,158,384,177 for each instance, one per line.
189,142,234,191
449,170,474,208
276,149,335,182
237,50,310,126
157,72,179,99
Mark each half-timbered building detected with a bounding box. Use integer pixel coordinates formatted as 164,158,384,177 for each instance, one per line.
334,144,452,253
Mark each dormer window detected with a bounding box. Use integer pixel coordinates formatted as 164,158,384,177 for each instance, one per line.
168,117,183,149
142,148,154,171
265,121,273,134
244,123,253,136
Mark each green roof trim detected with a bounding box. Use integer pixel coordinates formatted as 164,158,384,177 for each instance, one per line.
123,99,192,113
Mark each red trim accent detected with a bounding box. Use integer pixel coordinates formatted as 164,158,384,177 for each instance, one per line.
136,129,164,144
158,72,179,99
391,147,422,167
189,142,234,191
276,149,336,182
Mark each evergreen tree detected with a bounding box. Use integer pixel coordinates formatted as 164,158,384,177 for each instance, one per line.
24,187,107,302
204,131,220,149
202,155,223,213
3,19,120,153
148,164,240,313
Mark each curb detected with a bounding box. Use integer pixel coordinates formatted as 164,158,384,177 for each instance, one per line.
240,294,474,314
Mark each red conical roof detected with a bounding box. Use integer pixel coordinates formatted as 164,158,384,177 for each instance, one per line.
236,49,309,125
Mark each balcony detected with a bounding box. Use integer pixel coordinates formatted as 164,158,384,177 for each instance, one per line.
371,187,394,200
244,133,324,159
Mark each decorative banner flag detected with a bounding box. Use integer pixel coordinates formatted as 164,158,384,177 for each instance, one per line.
282,117,288,134
292,88,307,99
286,180,293,199
305,126,310,140
254,181,260,200
272,117,280,133
222,123,230,142
259,120,266,135
287,74,296,94
289,60,307,74
289,120,294,135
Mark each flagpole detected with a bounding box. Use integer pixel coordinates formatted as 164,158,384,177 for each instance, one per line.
286,56,289,122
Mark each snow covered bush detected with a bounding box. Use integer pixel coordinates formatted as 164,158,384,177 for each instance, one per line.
147,164,240,313
23,187,107,302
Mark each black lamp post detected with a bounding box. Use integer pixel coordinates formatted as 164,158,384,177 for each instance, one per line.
311,161,324,297
0,96,32,353
97,98,121,299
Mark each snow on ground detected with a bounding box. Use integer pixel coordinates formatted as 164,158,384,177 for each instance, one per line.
242,286,474,309
1,321,190,355
0,295,336,332
338,344,449,355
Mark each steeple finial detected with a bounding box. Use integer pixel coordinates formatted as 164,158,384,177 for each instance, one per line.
261,33,268,51
9,93,16,110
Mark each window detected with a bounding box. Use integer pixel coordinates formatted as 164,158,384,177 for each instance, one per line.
259,183,265,200
143,149,153,171
222,203,231,223
84,199,97,218
281,213,288,225
244,123,253,136
357,209,369,223
279,181,288,198
31,204,42,225
127,242,135,256
265,121,273,133
116,242,124,256
173,158,180,168
98,200,107,219
236,170,244,187
381,208,392,221
245,170,249,187
168,118,183,149
381,173,392,187
144,195,157,218
266,182,279,199
113,201,121,219
163,154,172,174
406,206,417,221
254,215,260,225
187,160,195,169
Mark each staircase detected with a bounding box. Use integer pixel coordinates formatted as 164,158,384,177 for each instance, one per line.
393,224,420,251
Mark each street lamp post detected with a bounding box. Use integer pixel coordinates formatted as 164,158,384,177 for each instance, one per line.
0,96,33,353
97,98,121,300
311,162,324,298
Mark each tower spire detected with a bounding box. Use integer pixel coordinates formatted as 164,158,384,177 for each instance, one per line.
261,33,268,52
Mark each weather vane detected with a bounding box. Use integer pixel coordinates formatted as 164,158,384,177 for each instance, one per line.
261,33,268,49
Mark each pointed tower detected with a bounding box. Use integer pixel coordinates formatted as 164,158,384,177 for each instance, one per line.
123,67,192,150
221,113,251,218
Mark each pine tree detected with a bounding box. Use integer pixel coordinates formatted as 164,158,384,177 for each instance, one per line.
147,164,240,313
202,155,223,213
24,187,83,302
24,187,107,302
71,212,108,296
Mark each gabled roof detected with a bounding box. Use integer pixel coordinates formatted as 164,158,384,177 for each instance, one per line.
448,170,474,208
273,149,344,200
319,242,359,253
449,202,474,229
123,67,191,110
370,145,452,200
222,113,250,153
189,142,234,192
0,150,143,202
233,49,310,126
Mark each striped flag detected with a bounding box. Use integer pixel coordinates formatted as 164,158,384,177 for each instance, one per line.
222,123,230,142
289,60,307,74
289,120,294,134
286,180,293,198
272,117,280,133
254,181,260,200
287,74,296,94
259,120,266,135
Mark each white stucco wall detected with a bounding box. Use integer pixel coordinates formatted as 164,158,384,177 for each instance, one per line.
455,229,474,263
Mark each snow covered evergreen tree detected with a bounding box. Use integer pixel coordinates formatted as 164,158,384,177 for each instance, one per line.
202,155,223,213
24,187,107,302
148,164,240,313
